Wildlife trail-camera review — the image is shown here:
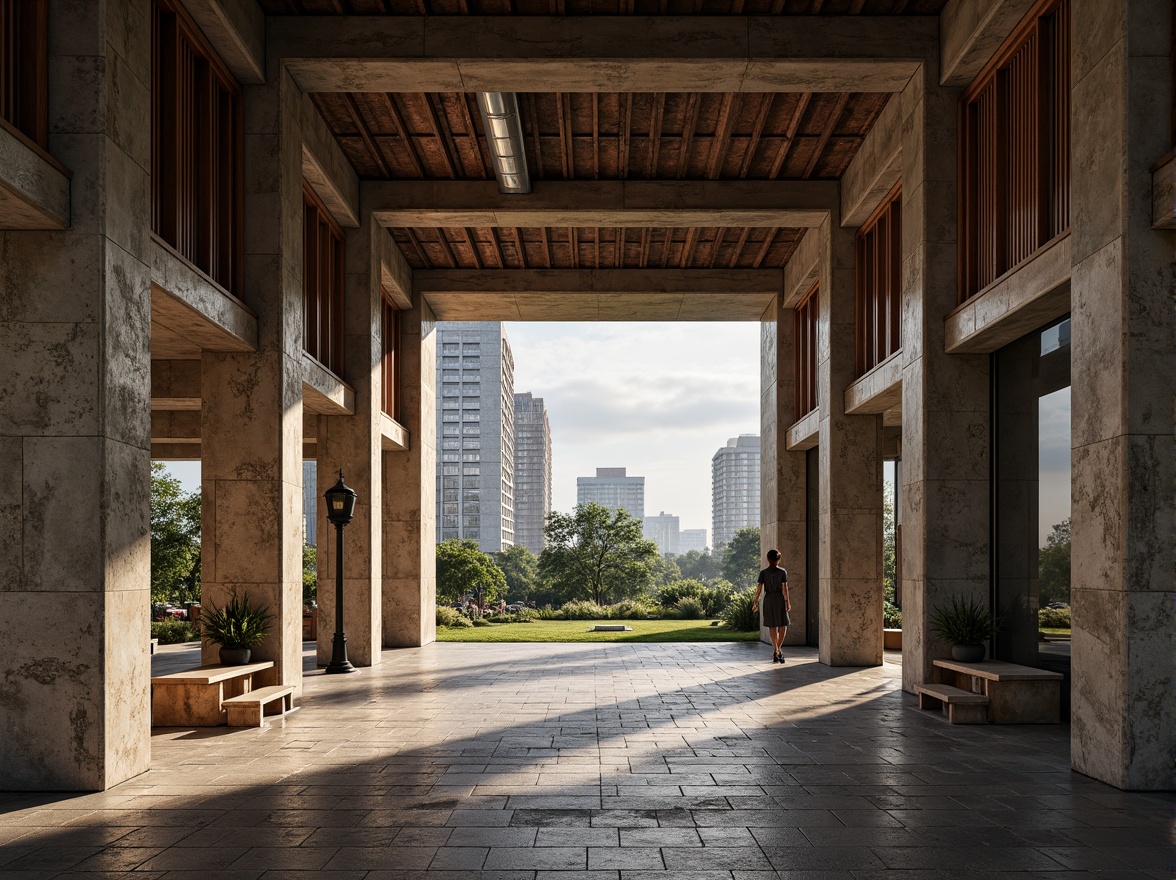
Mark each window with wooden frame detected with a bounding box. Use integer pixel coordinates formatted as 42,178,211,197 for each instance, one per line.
151,0,242,294
303,183,345,377
0,0,48,148
381,294,400,421
856,184,902,378
794,283,819,419
959,0,1070,303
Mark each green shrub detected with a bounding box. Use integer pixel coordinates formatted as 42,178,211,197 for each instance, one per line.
1038,606,1071,628
929,595,1001,645
884,600,903,629
720,588,760,632
151,619,200,644
472,617,492,627
675,596,705,620
558,599,609,620
699,580,735,617
436,605,474,627
537,604,559,620
656,579,705,609
609,598,656,620
200,591,273,650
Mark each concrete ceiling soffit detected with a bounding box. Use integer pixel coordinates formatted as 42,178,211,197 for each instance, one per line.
181,0,266,84
269,16,936,94
364,179,837,228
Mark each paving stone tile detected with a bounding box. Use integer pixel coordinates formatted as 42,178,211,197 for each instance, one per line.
483,845,587,869
588,846,664,869
322,846,438,870
663,845,775,870
449,826,539,847
536,827,621,846
429,846,490,869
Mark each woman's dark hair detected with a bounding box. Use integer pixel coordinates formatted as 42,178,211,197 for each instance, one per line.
766,549,780,562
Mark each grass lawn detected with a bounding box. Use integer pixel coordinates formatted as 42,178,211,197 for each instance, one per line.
436,618,759,643
1040,627,1071,637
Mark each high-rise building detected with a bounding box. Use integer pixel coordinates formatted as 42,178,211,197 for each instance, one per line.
436,322,515,552
577,467,644,520
513,392,552,555
303,461,317,545
643,511,680,556
711,435,761,550
679,529,708,554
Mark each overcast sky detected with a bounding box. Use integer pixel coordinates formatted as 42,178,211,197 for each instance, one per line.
162,321,762,542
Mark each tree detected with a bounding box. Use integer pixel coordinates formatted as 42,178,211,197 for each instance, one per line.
649,554,681,588
883,480,897,605
493,544,539,601
303,545,317,607
540,502,660,605
721,526,761,588
670,549,720,582
1038,518,1071,607
436,539,507,605
150,462,202,605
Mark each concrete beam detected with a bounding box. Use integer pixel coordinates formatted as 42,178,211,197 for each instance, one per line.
844,351,902,425
150,240,258,354
151,411,202,444
152,443,201,461
940,0,1037,87
840,96,902,227
301,93,359,228
151,360,201,410
782,229,820,307
366,180,836,229
0,123,70,229
416,268,782,321
381,414,409,452
180,0,265,84
379,226,413,309
303,355,356,415
785,409,819,451
271,16,935,94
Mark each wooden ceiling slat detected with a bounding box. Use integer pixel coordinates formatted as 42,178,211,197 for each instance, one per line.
541,227,553,267
459,226,483,268
705,93,737,179
729,226,751,268
379,94,425,177
680,227,700,268
458,93,490,179
709,227,726,267
618,93,633,180
525,93,544,179
433,229,461,268
647,93,665,177
556,93,573,178
638,229,650,266
514,227,528,269
616,228,624,268
418,96,457,177
487,227,506,267
428,95,465,177
592,93,600,180
403,228,431,266
801,92,848,178
676,93,701,178
568,227,577,268
343,95,392,177
751,228,777,267
739,94,773,178
769,93,811,178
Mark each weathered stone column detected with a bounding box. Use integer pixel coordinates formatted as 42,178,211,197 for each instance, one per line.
200,67,305,690
817,213,884,666
1069,0,1174,790
0,0,152,790
898,64,991,693
315,216,384,667
760,297,809,646
382,293,437,647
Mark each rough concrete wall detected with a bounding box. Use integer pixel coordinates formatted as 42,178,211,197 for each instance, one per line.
200,66,305,692
817,213,884,667
0,0,153,790
1069,0,1175,791
898,64,991,693
760,298,808,647
383,295,437,647
315,217,384,668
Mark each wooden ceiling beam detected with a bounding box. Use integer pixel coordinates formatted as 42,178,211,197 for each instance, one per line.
415,267,784,295
272,16,936,93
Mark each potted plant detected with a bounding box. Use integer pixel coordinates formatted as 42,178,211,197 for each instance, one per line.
929,595,1001,662
200,590,273,665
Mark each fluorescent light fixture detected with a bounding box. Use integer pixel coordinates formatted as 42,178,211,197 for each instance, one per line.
477,92,532,195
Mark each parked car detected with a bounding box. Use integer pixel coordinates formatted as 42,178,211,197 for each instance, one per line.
1046,602,1069,609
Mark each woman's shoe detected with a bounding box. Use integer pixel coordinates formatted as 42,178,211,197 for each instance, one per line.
772,651,781,663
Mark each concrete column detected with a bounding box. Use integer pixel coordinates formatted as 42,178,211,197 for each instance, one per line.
382,293,437,647
315,217,383,667
760,296,809,647
0,0,152,790
817,213,885,667
200,67,305,690
1069,0,1174,790
899,65,991,692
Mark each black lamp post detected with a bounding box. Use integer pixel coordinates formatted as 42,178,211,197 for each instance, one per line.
324,470,359,674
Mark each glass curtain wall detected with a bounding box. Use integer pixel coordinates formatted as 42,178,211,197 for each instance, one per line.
993,316,1072,685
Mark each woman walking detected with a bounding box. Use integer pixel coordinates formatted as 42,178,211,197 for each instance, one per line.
752,549,790,663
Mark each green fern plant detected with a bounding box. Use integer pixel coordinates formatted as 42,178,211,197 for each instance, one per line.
929,595,1001,645
200,591,273,650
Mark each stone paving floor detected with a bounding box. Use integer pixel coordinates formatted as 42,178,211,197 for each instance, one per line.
1,642,1172,879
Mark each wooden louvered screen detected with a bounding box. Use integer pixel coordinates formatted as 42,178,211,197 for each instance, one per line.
855,184,902,378
794,283,819,419
960,0,1070,303
303,184,345,377
151,0,242,294
381,295,400,420
0,0,47,148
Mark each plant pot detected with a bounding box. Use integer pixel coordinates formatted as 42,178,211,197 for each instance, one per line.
951,643,985,662
883,628,903,650
219,646,251,665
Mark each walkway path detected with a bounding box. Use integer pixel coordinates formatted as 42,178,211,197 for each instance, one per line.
1,642,1171,878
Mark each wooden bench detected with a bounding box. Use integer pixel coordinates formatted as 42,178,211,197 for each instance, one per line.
224,685,296,728
151,661,274,727
933,658,1063,723
916,682,989,724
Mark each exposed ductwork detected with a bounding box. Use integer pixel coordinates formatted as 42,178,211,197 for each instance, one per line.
476,92,532,194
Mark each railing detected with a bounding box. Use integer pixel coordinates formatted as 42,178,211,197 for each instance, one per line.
151,0,242,293
794,283,819,419
303,184,345,377
0,0,47,148
381,294,399,420
959,0,1070,302
855,184,902,377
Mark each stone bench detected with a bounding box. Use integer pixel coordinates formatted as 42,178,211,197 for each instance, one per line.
933,658,1063,723
916,682,989,724
151,661,275,727
224,685,296,728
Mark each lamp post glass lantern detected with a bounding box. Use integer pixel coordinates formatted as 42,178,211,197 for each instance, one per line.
324,470,359,674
